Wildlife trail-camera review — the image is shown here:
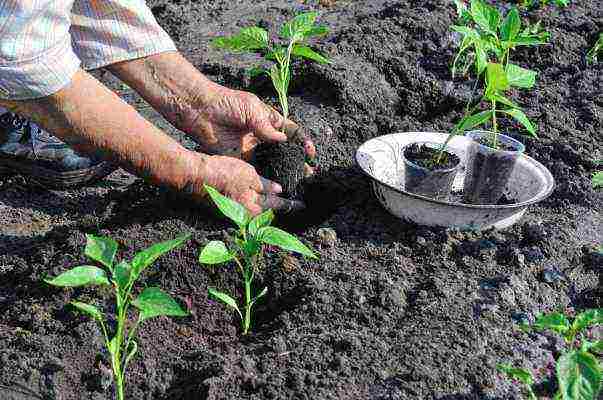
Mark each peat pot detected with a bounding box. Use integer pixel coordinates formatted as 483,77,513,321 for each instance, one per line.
402,142,461,201
463,130,525,205
355,132,555,230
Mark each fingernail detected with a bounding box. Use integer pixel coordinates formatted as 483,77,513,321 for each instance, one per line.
304,140,316,157
273,183,283,193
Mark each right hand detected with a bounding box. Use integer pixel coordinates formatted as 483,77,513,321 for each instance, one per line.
198,154,305,216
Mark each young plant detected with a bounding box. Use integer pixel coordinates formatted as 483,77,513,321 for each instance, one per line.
199,184,316,335
45,234,191,400
519,0,569,9
586,33,603,65
498,309,603,400
212,12,330,129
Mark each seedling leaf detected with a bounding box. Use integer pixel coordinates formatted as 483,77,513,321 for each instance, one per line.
486,63,510,94
208,287,242,319
572,309,603,333
556,350,602,400
470,0,499,35
456,110,493,132
592,172,603,189
132,287,188,322
248,210,274,237
131,233,191,279
212,27,269,52
532,312,570,335
506,64,536,88
257,226,316,258
45,266,110,287
114,261,132,291
489,93,519,109
204,184,250,228
291,45,330,64
304,25,329,38
71,301,103,321
251,287,268,305
85,234,118,269
582,340,603,354
500,108,536,136
199,241,234,265
497,364,534,386
124,340,138,369
500,8,521,41
280,12,318,40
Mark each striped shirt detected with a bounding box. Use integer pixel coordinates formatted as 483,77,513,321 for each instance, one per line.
0,0,176,100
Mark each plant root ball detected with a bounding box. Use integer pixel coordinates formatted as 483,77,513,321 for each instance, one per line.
254,141,306,200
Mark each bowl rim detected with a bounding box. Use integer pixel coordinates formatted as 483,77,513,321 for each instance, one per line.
355,131,556,210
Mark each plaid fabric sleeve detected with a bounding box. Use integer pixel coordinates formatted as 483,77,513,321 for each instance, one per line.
70,0,177,70
0,0,81,100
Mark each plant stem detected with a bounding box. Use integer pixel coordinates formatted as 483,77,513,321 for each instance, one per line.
243,278,252,335
490,100,498,149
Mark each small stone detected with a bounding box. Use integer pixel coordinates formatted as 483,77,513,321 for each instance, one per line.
317,227,337,248
522,221,548,243
542,267,565,284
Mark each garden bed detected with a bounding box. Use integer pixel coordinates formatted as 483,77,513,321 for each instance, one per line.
0,0,601,399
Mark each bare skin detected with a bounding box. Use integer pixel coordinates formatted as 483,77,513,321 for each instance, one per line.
0,52,315,215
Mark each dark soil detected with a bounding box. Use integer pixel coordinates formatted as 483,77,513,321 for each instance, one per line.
254,141,306,199
403,143,460,170
1,1,602,400
474,135,521,152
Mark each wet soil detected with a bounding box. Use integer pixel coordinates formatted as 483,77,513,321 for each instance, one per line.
1,1,602,399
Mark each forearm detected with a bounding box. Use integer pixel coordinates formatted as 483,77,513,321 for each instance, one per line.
0,69,205,192
106,51,220,134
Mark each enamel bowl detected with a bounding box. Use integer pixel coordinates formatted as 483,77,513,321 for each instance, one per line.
355,132,555,230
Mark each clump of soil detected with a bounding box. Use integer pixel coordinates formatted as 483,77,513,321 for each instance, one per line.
403,142,460,170
254,141,305,199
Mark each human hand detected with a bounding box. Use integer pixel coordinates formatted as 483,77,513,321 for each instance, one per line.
195,154,305,216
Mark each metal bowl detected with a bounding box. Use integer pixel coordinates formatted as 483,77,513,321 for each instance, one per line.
355,132,555,230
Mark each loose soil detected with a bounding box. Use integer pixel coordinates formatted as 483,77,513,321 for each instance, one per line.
403,143,460,170
1,1,601,400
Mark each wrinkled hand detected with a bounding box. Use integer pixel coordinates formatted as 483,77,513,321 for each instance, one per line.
188,86,316,164
198,154,305,216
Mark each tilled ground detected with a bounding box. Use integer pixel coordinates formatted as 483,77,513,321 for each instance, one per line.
0,1,601,399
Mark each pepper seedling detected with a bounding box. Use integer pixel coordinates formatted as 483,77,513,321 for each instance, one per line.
212,12,330,130
45,234,191,400
519,0,569,9
199,184,317,335
586,33,603,65
498,309,602,400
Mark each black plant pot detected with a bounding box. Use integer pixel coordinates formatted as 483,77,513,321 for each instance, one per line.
463,130,525,205
402,141,461,201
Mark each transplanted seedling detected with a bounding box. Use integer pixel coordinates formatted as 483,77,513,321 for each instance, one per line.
586,33,603,64
45,234,191,400
212,12,330,129
518,0,569,9
498,309,603,400
199,184,317,335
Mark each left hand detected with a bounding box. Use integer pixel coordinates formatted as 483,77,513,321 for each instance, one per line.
186,86,316,167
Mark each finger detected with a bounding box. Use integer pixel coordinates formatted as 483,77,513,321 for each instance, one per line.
254,120,287,143
258,194,306,214
259,176,283,194
303,163,315,178
239,191,263,216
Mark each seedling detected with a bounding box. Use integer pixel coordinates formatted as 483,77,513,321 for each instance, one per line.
498,309,603,400
199,184,316,335
212,12,330,130
45,234,191,400
586,33,603,64
519,0,569,9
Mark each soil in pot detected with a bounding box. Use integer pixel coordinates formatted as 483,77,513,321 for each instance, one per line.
463,131,525,205
402,142,460,201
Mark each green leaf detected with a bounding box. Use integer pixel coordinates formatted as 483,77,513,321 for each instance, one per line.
251,287,268,305
592,172,603,189
208,287,242,319
203,185,250,229
556,350,602,400
486,62,510,94
248,210,275,237
246,66,266,78
506,64,536,88
124,341,138,369
45,266,110,287
532,312,570,335
291,45,330,64
500,8,521,41
257,227,317,258
451,25,480,40
211,27,269,52
107,336,118,356
489,93,519,109
582,340,603,354
85,234,118,269
132,287,188,322
512,35,549,47
70,301,104,321
572,309,603,333
199,241,234,265
470,0,499,35
280,12,318,40
131,233,191,279
497,364,534,386
114,261,132,291
475,41,488,75
304,25,329,38
455,110,494,132
500,108,536,136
